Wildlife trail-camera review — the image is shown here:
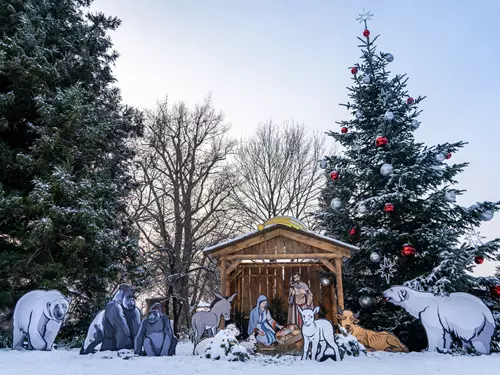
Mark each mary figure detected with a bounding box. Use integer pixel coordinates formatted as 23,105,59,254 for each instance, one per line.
247,295,283,346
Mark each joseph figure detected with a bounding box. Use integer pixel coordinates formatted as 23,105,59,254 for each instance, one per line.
287,274,313,326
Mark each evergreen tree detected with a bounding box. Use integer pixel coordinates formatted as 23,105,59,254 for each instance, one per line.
318,10,500,351
0,0,146,332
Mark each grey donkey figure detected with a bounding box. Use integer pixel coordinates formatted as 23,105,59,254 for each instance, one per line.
190,292,237,354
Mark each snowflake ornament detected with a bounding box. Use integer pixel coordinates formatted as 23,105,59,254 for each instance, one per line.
464,228,486,250
377,256,397,284
394,177,409,196
356,8,374,24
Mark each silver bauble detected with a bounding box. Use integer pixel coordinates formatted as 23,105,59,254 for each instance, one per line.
359,296,374,309
356,110,364,119
362,75,371,84
320,277,331,287
380,163,394,177
385,53,394,62
435,153,445,163
411,119,420,130
358,202,368,214
478,210,494,222
369,252,381,263
330,197,342,210
384,110,394,121
319,157,327,169
444,191,456,202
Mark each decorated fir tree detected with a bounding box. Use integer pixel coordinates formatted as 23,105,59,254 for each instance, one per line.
318,10,500,351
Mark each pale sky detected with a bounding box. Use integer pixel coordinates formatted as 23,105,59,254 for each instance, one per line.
91,0,500,276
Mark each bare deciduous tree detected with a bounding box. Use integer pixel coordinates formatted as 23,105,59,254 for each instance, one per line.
130,96,240,333
231,120,330,230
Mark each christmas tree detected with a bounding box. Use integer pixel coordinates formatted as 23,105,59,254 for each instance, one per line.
0,0,146,338
318,9,500,351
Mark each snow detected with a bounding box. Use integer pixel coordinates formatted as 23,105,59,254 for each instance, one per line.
1,342,499,375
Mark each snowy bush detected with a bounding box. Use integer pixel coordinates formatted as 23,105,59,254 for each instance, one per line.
335,332,365,358
205,330,250,362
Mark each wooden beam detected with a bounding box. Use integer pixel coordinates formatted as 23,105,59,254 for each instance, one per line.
319,259,337,275
207,230,282,258
335,258,344,309
230,268,243,282
226,260,242,274
276,229,347,254
219,260,227,329
221,253,342,260
239,263,324,268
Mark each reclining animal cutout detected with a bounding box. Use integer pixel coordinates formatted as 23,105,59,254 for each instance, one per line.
298,306,342,361
81,284,141,354
13,290,70,350
190,291,237,354
193,323,242,356
134,303,177,356
384,286,495,354
335,307,408,352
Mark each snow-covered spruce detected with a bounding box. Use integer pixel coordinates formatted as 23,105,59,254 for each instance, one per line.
204,329,250,361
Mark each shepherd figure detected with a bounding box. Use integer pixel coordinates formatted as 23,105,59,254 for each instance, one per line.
288,274,313,326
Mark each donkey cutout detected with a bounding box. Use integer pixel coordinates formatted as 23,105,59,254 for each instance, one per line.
298,306,342,361
190,292,236,354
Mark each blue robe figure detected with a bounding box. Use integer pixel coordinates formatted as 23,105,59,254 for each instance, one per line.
248,295,283,346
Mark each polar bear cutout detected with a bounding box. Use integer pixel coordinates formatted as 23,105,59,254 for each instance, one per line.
12,290,70,350
383,286,494,354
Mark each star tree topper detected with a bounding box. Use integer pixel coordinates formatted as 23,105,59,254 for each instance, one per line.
377,256,397,284
356,8,374,24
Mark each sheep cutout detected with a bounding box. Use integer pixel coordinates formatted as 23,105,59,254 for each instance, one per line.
298,306,342,361
383,286,495,354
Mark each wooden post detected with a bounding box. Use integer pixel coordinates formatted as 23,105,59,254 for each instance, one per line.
219,260,227,329
334,258,344,309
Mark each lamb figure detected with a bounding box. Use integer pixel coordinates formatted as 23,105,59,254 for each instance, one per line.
298,306,342,361
383,286,495,354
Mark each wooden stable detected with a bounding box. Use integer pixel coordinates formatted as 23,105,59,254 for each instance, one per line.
203,223,358,323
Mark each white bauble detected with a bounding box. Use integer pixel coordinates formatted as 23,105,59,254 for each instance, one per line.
478,210,494,222
369,252,381,263
380,163,394,177
359,296,374,309
435,153,445,163
356,110,364,120
358,202,368,214
444,191,456,202
319,157,327,169
385,53,394,62
362,75,371,84
330,198,342,210
411,120,420,130
384,110,394,121
320,277,331,287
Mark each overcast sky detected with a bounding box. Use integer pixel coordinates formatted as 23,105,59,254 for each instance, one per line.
91,0,500,276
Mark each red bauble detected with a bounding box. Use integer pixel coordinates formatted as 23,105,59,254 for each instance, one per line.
363,29,370,37
445,152,452,159
407,97,414,105
341,127,348,134
401,244,416,257
375,136,388,147
351,67,358,75
349,228,357,236
474,256,484,265
491,285,500,297
384,203,394,213
330,170,340,180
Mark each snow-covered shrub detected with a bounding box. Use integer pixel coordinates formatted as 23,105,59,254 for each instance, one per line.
205,330,249,361
335,330,365,357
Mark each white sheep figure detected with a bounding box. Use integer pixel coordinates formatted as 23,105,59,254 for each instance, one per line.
383,286,495,354
298,306,342,361
239,334,258,353
193,323,241,356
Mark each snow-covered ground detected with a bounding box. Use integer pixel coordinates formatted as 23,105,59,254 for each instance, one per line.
1,342,499,375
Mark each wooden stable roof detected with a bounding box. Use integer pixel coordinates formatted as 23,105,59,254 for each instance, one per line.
203,224,358,261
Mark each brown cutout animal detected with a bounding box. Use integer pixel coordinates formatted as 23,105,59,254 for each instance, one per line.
336,308,408,352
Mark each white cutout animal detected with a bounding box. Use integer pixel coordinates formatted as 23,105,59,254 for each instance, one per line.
193,324,242,355
298,306,342,361
384,286,494,354
239,334,258,353
13,290,70,350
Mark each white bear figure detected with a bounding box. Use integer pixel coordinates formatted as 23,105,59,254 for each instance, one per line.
383,286,495,354
13,290,70,350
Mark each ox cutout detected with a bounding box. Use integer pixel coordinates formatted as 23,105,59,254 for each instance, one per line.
384,286,495,354
336,307,408,352
190,291,236,354
13,290,70,350
298,306,342,361
134,303,177,356
81,284,141,354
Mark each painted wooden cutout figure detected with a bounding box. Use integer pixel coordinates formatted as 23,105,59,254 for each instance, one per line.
298,306,342,361
248,295,284,346
288,274,313,326
335,307,408,352
190,291,236,354
134,303,177,356
12,290,70,350
384,286,495,354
